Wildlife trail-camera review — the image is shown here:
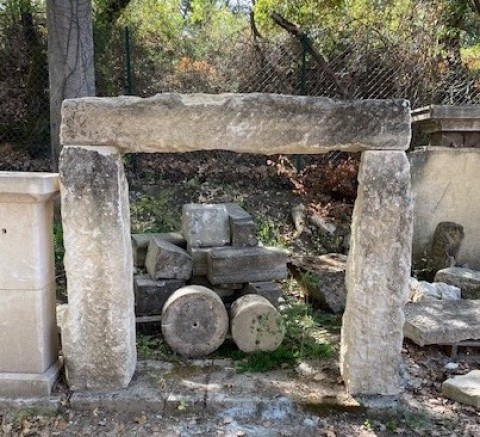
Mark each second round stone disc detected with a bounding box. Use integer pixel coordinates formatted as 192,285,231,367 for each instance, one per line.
161,285,229,357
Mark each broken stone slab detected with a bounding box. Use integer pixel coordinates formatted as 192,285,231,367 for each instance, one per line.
435,267,480,299
230,295,285,353
442,370,480,408
182,203,230,248
427,222,464,278
340,151,413,396
134,275,185,316
409,277,461,302
207,246,287,285
161,285,229,357
188,246,221,277
132,232,186,268
145,237,193,280
404,300,480,346
60,146,136,391
290,253,347,314
224,203,258,247
61,94,411,154
240,282,284,308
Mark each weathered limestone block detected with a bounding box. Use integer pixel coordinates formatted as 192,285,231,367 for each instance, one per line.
61,94,411,154
161,285,229,357
230,295,285,353
241,282,284,308
291,254,347,314
404,300,480,347
145,237,192,280
340,151,413,395
132,232,186,267
225,203,258,247
207,246,287,285
409,278,461,302
443,370,480,408
60,146,136,391
134,275,185,316
435,267,480,299
182,203,230,247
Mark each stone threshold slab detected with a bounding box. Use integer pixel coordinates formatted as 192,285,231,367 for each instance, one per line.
0,359,62,399
404,300,480,347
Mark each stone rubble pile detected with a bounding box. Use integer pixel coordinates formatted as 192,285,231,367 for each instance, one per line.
132,203,287,357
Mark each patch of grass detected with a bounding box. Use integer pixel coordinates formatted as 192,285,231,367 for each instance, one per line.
137,334,177,361
130,192,179,233
403,411,431,432
254,214,285,247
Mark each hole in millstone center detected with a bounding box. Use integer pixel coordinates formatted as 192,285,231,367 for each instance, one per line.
1,228,6,234
192,321,199,328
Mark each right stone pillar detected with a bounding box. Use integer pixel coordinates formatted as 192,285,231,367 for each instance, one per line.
340,151,413,395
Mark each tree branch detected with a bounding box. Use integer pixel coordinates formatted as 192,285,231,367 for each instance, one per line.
271,11,351,99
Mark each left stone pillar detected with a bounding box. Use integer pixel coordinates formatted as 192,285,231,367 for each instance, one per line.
0,172,62,397
59,146,136,391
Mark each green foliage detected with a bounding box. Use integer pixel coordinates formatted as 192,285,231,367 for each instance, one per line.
130,192,179,234
254,214,285,248
137,334,176,360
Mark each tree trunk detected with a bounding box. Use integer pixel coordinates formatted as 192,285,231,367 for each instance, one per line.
47,0,95,170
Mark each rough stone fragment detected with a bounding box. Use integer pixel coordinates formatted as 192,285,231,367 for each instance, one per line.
161,285,229,357
132,232,186,267
409,277,461,302
182,204,230,248
60,146,136,391
189,276,240,303
435,267,480,299
427,222,464,278
241,282,284,308
404,300,480,346
340,151,413,396
230,295,285,353
188,246,215,276
207,246,287,285
145,237,193,280
442,370,480,408
225,203,258,247
134,275,185,316
290,254,347,314
61,94,411,154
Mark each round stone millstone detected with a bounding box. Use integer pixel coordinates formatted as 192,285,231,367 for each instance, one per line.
230,294,286,353
161,285,229,358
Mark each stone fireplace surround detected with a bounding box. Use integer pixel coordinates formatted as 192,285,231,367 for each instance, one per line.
59,93,413,396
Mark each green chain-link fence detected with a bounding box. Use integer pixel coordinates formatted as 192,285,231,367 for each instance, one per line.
2,8,480,161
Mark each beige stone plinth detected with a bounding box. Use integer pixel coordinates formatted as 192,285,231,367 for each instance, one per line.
0,172,60,398
0,359,62,399
0,284,58,373
0,173,59,290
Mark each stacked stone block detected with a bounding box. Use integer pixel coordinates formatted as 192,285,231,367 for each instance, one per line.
131,203,287,357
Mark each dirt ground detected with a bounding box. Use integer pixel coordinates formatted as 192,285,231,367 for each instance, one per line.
1,148,480,436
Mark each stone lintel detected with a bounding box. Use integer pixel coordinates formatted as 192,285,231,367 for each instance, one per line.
340,150,413,396
61,93,411,154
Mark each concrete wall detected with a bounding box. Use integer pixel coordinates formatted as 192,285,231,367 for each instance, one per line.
410,147,480,270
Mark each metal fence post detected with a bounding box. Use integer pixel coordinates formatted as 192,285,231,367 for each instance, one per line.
124,26,133,95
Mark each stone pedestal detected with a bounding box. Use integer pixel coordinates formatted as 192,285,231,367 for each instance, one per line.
0,172,61,397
